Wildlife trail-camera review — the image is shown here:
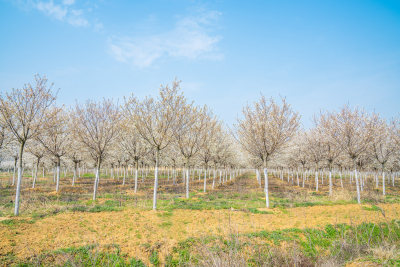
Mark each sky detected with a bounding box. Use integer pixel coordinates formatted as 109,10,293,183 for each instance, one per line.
0,0,399,128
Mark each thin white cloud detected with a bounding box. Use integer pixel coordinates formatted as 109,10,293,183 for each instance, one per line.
67,16,89,27
109,10,223,68
31,0,89,28
62,0,75,5
36,1,67,20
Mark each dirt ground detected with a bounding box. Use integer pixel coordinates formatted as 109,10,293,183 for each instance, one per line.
1,170,399,265
1,203,399,264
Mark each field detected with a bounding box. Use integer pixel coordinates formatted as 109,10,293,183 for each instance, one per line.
0,170,400,266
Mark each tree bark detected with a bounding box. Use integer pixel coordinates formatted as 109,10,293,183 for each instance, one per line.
32,158,40,189
152,150,159,210
93,159,101,201
134,160,138,193
186,164,190,199
72,161,77,186
212,169,216,189
203,168,207,193
354,168,361,204
56,157,61,192
264,168,269,208
12,157,17,186
14,142,25,216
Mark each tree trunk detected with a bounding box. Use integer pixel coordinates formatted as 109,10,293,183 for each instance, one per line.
56,157,61,192
32,158,40,189
203,168,207,193
134,161,138,193
354,168,361,204
122,166,126,185
329,170,332,196
186,163,190,199
93,159,101,201
212,169,216,189
152,150,159,210
340,172,343,188
72,162,77,186
382,171,386,196
14,142,25,216
263,168,269,208
315,171,319,191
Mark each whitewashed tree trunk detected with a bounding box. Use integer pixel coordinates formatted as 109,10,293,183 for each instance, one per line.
122,167,126,185
32,161,39,189
72,166,76,186
14,143,24,216
56,159,60,192
382,171,386,196
340,172,343,188
152,151,159,210
186,168,190,199
264,168,269,208
329,171,332,196
315,171,319,191
212,169,216,189
354,169,361,204
134,168,138,193
93,166,99,200
203,169,207,192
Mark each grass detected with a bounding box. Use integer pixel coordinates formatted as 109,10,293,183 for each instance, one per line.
162,220,400,266
1,244,147,266
363,204,383,212
0,170,399,265
10,220,395,266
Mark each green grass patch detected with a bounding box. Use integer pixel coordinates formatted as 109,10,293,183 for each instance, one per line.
362,205,383,212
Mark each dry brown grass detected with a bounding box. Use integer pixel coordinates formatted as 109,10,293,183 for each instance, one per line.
1,203,399,265
329,189,354,202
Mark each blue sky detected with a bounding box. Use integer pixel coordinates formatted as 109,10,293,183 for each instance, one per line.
0,0,399,127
